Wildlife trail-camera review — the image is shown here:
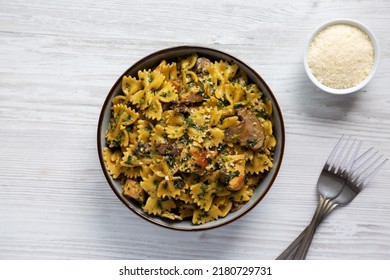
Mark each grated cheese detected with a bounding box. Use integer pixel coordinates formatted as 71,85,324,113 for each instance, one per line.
308,24,374,89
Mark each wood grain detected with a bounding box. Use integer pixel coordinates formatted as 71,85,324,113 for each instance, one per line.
1,0,390,260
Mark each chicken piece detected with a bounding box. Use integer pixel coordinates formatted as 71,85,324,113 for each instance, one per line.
123,179,146,203
190,151,207,172
195,57,211,74
169,79,181,92
224,109,265,150
179,142,216,174
179,87,203,103
221,154,246,191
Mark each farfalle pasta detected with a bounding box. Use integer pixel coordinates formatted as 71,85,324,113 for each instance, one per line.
104,54,276,225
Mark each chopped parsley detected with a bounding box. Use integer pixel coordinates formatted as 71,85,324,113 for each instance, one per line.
165,155,175,166
227,170,240,180
254,108,267,119
247,139,259,148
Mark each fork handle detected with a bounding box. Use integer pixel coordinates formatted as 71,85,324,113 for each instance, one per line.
276,201,337,260
276,226,308,260
292,195,335,260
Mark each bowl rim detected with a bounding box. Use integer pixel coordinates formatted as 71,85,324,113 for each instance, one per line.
303,18,380,95
97,45,285,231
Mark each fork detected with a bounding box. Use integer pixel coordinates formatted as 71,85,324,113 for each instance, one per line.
276,135,361,259
277,136,387,259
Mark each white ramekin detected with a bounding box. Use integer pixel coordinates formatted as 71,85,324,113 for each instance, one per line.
303,19,380,95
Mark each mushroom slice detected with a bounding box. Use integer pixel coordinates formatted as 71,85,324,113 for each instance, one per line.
225,109,265,150
195,57,212,74
155,142,179,157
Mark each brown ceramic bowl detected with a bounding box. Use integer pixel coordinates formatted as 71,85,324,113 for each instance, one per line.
97,46,285,231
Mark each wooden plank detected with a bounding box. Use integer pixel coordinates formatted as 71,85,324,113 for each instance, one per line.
1,0,390,260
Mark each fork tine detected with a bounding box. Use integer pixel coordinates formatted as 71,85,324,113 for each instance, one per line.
338,139,361,176
348,147,387,186
327,135,360,174
331,135,352,173
349,148,376,177
355,156,387,187
360,158,388,187
325,135,346,169
345,140,362,174
326,135,345,170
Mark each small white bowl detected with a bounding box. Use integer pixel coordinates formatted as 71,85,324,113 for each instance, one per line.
303,19,379,94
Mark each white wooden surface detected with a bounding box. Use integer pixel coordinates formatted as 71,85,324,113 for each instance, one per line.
1,0,390,260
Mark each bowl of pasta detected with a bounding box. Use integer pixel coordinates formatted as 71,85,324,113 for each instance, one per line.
97,46,285,230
